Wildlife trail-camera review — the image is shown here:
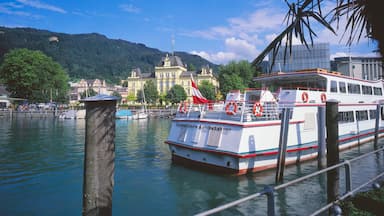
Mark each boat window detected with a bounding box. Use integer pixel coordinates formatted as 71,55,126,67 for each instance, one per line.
356,110,369,121
338,111,354,123
362,85,373,95
369,110,377,119
339,82,346,93
347,83,361,94
373,87,383,96
330,80,337,93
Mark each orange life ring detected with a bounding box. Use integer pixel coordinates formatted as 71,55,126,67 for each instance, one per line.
320,93,327,103
252,102,263,117
301,92,309,103
179,101,188,113
225,101,237,115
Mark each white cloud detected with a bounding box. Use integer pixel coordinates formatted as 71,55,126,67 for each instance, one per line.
119,4,140,14
190,37,260,64
191,50,238,65
225,37,258,57
16,0,66,14
183,7,286,64
0,2,40,18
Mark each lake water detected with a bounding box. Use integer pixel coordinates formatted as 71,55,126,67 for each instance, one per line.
1,118,384,215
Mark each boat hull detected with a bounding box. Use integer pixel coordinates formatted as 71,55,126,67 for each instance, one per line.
165,121,384,175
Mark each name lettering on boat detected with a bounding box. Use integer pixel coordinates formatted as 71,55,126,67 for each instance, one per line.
176,123,231,131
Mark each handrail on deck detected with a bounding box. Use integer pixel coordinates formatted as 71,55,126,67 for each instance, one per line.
195,147,384,216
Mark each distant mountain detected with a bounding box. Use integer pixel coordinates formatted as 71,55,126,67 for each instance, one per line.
0,26,217,83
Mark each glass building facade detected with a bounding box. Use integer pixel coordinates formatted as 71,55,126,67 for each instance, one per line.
268,43,330,73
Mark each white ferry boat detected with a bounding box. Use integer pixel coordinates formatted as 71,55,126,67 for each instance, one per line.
165,68,384,175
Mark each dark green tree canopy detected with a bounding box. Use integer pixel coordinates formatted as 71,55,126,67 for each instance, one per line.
166,84,187,104
198,80,216,101
0,48,69,103
80,88,97,99
218,60,257,96
143,80,159,104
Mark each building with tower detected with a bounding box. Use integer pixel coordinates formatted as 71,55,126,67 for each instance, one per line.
122,54,219,102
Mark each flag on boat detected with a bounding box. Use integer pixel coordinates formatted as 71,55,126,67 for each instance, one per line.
191,74,209,104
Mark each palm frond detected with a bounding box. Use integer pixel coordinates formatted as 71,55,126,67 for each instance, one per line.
252,0,336,72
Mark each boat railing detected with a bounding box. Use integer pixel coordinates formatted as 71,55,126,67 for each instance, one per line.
280,86,326,92
176,101,281,122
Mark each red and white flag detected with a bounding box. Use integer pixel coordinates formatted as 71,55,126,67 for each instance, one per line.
191,74,208,104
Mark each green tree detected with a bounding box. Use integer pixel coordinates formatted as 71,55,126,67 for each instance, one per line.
126,93,136,103
188,63,196,71
111,91,122,103
198,80,216,101
143,80,159,104
218,60,256,96
136,90,144,103
166,84,187,104
0,48,69,102
252,0,384,68
80,88,97,99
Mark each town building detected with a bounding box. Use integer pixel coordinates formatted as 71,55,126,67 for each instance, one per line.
121,54,219,102
267,43,330,73
69,79,117,103
332,56,383,80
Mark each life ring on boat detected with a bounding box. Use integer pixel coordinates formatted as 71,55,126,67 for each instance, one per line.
301,92,309,103
179,102,188,113
225,101,237,115
252,102,263,117
320,93,327,103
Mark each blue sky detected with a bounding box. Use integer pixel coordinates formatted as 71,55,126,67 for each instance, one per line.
0,0,380,64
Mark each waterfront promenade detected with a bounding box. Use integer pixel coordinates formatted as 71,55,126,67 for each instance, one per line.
0,108,176,119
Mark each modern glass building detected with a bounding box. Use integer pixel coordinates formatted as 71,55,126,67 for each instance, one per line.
267,43,330,73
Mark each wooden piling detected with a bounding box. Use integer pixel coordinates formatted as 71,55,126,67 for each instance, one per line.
275,108,290,183
317,106,326,169
326,100,339,205
82,95,118,216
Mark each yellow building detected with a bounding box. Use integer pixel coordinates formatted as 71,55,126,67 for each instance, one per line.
122,54,219,102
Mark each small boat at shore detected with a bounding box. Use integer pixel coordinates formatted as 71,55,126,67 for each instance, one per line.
59,109,85,119
116,109,133,119
165,68,384,175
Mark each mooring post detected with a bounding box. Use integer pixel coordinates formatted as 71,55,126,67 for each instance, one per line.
317,106,326,169
326,100,339,206
81,94,118,216
374,104,380,148
275,108,290,183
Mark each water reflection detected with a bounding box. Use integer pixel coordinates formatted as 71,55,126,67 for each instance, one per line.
0,118,383,216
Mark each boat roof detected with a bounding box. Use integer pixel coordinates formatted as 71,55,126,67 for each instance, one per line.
253,68,382,84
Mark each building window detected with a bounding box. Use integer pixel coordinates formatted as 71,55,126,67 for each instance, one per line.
339,111,354,123
356,110,369,121
347,83,361,94
362,85,373,95
374,87,383,95
339,82,346,93
330,80,337,92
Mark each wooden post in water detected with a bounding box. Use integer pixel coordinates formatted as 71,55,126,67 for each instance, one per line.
275,108,290,183
317,106,326,169
326,100,339,205
374,104,380,148
82,94,118,216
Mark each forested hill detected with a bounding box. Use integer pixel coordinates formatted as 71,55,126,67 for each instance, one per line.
0,26,217,83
